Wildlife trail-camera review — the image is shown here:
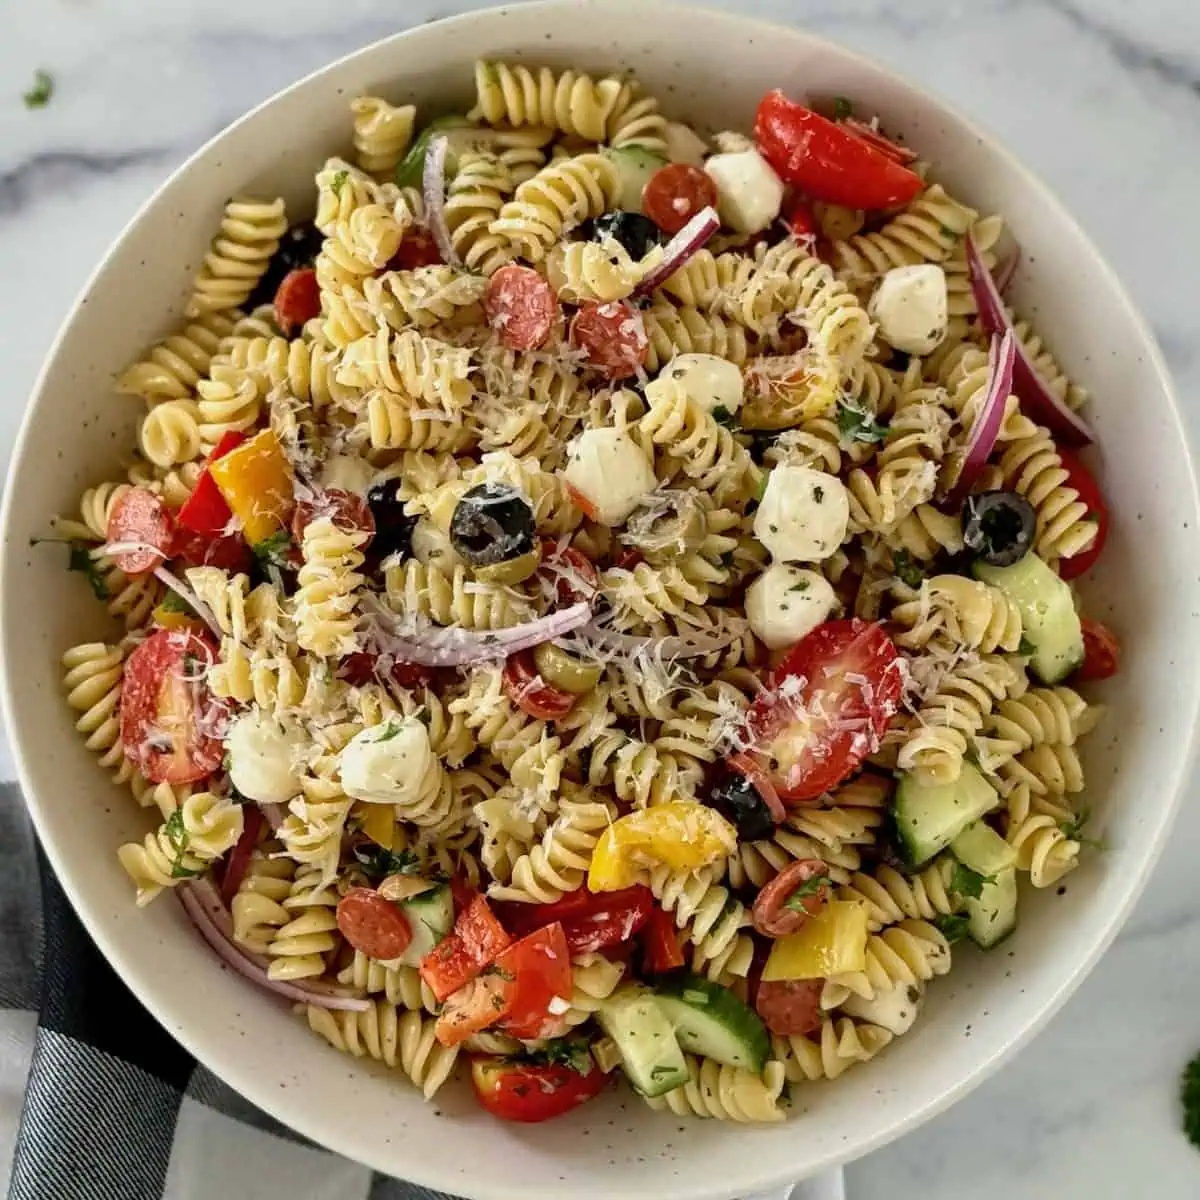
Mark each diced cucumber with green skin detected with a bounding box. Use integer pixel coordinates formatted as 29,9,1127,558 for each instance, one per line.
951,820,1017,877
393,884,454,968
893,763,999,867
597,986,689,1097
652,974,769,1072
974,554,1084,684
965,866,1019,949
604,145,668,211
394,115,474,189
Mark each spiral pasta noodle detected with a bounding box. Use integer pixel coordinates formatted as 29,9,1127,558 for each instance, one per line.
295,517,367,658
138,398,203,468
187,197,288,317
350,95,416,178
772,1018,893,1084
891,575,1024,655
471,61,623,142
118,311,239,403
644,1057,787,1122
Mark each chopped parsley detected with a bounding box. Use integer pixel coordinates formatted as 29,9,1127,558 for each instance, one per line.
1017,634,1037,657
650,1064,680,1082
330,169,349,195
789,578,811,593
950,863,992,901
163,808,204,879
33,537,111,600
481,963,515,982
351,843,419,881
252,530,293,571
784,874,831,911
1182,1052,1200,1150
23,69,54,110
891,549,925,590
933,913,970,944
159,589,195,615
833,96,853,121
1059,809,1106,850
813,485,825,503
536,1037,594,1077
373,721,403,742
836,399,888,445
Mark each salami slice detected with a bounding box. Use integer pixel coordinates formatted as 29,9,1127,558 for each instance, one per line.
106,488,176,576
336,888,413,960
569,300,648,380
755,978,824,1036
751,859,832,938
484,265,559,350
642,163,719,235
292,489,375,546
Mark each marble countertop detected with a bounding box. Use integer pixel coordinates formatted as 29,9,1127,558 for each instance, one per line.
3,0,1200,1196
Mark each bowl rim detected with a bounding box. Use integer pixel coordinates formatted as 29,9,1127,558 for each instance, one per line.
4,1,1200,1194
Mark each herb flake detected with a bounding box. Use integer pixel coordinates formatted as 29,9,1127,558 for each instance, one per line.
23,70,54,110
833,96,854,121
891,549,925,590
784,874,832,911
933,913,970,944
1182,1052,1200,1149
950,863,992,901
836,399,888,445
351,843,419,881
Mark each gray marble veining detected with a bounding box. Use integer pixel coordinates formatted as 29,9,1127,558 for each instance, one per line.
3,1,1199,1196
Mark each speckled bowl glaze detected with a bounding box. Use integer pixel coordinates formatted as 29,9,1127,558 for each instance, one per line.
3,2,1198,1196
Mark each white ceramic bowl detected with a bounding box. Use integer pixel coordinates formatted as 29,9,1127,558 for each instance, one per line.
4,3,1199,1197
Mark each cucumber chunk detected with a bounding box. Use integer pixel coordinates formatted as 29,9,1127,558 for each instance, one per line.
951,820,1017,877
893,763,999,867
965,866,1019,949
604,145,668,211
393,884,454,968
597,986,689,1097
652,974,769,1072
974,554,1084,684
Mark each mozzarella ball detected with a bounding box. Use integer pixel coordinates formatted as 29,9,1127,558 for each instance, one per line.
319,453,375,496
227,710,305,805
704,147,784,235
654,353,744,415
340,718,435,806
563,427,657,527
745,565,839,649
843,982,924,1037
754,466,849,563
868,264,949,356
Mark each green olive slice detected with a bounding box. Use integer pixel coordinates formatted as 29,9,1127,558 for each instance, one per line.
533,641,602,695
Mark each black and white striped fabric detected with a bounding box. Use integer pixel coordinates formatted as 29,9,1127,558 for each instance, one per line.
0,787,829,1200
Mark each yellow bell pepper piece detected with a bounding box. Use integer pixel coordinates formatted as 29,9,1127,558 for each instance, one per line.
761,900,869,982
587,802,737,893
152,603,202,632
357,803,397,851
209,429,294,545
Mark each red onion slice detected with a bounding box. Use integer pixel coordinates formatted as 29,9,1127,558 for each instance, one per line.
153,566,224,640
219,805,263,906
258,803,286,833
993,245,1020,295
363,597,593,667
635,205,721,295
945,330,1017,505
422,135,460,267
179,880,368,1011
965,233,1093,445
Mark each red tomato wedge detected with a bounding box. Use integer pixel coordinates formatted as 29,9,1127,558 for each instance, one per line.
780,194,820,241
502,650,578,720
569,301,649,380
436,972,514,1047
495,923,573,1039
494,884,653,956
291,489,376,547
386,227,443,270
751,859,832,938
1054,449,1109,581
484,264,560,350
420,893,512,1002
176,431,246,538
470,1055,608,1123
336,888,413,960
755,978,824,1037
119,629,225,784
642,163,718,235
1075,618,1120,682
105,488,177,576
273,267,321,335
538,540,600,606
743,619,903,802
754,91,924,210
643,905,685,974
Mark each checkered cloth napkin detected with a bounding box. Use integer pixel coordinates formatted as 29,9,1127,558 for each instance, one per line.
0,786,840,1200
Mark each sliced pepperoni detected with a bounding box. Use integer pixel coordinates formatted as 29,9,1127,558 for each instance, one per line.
336,888,413,960
386,227,443,270
755,978,824,1037
273,268,321,335
292,488,376,547
484,265,559,350
569,301,648,380
642,163,719,235
106,488,177,576
752,859,833,938
537,540,599,606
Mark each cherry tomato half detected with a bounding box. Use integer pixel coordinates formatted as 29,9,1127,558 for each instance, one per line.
386,227,443,270
642,905,685,974
743,619,903,802
754,90,924,211
1075,618,1120,682
538,539,599,606
494,884,653,956
502,650,578,720
273,267,321,335
1055,449,1109,581
470,1054,608,1123
119,629,226,785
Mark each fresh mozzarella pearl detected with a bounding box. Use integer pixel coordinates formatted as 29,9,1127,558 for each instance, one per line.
563,428,657,527
843,982,924,1037
868,264,949,356
340,718,435,806
663,121,709,167
704,147,785,235
226,710,305,805
653,353,744,415
319,453,375,496
754,466,849,563
745,565,839,649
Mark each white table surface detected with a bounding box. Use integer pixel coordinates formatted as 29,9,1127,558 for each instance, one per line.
3,1,1200,1197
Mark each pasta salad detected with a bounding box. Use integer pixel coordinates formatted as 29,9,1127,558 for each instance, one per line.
49,63,1120,1125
